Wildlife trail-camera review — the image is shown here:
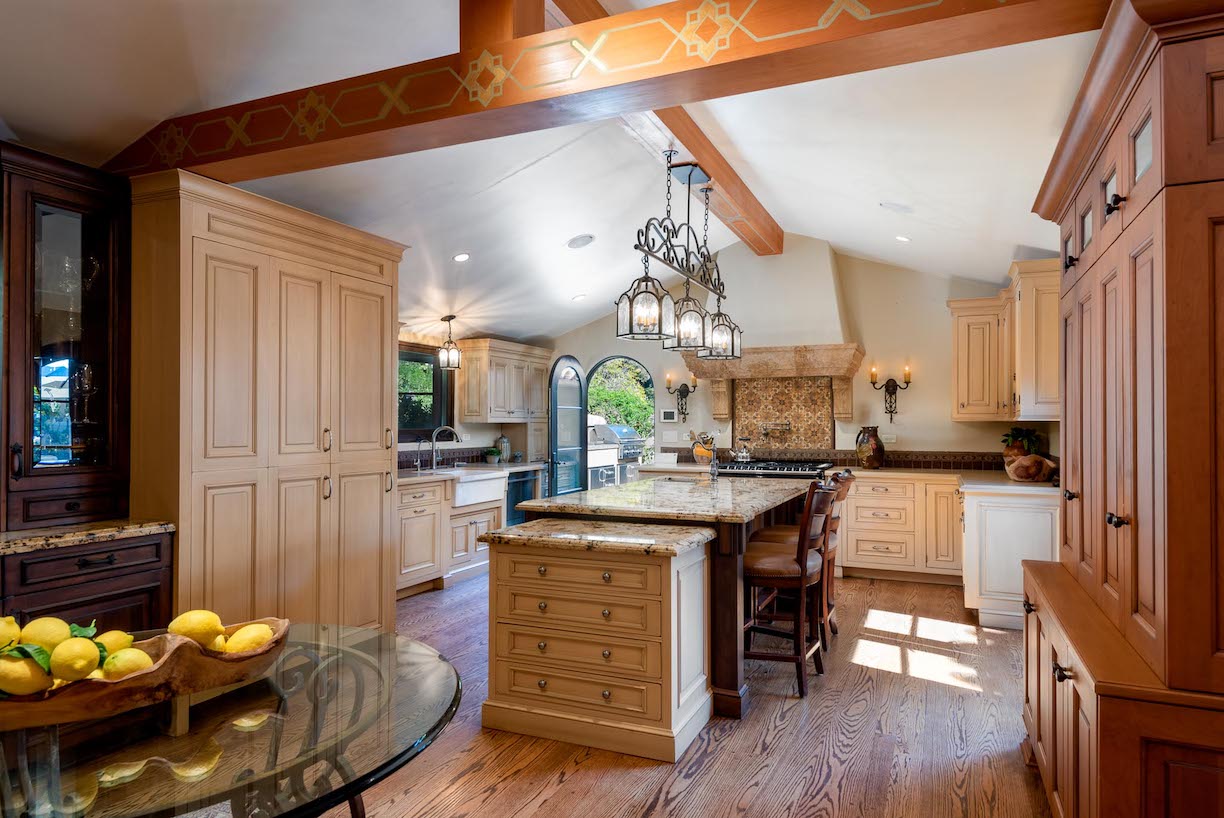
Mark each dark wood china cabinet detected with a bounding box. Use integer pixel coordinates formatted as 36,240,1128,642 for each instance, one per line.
1,141,130,529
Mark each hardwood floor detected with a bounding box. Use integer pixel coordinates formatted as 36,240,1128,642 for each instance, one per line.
350,575,1048,818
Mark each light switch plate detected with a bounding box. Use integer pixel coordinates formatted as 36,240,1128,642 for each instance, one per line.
881,433,897,444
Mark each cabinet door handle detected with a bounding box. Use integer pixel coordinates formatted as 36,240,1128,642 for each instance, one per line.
323,476,332,500
385,471,393,493
1104,193,1127,216
1022,600,1036,614
1051,662,1072,683
1064,254,1078,272
77,554,117,570
1063,489,1078,501
10,443,22,481
1105,512,1130,528
385,428,393,449
323,427,333,452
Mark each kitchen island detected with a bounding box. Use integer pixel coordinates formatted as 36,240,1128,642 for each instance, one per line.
518,475,814,718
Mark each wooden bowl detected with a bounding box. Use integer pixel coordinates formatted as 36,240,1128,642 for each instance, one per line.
0,617,289,732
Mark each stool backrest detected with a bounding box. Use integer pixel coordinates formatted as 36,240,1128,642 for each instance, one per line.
826,472,855,544
795,483,837,575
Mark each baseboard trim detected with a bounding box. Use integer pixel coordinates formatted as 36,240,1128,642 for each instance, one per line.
481,692,711,762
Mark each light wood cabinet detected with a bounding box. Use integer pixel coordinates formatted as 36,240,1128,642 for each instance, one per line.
709,379,732,421
131,170,402,633
274,258,332,466
840,473,961,577
456,339,552,424
948,259,1060,422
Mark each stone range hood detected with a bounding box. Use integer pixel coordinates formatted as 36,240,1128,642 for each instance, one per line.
681,343,865,420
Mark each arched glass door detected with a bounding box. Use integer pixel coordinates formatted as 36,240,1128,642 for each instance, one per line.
548,356,587,496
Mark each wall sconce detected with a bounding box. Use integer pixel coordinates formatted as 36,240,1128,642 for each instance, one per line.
666,373,698,423
870,365,911,423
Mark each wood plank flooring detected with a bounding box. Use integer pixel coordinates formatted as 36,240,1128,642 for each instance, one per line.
348,575,1048,818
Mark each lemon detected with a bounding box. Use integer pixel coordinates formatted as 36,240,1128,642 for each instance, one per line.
224,623,273,654
0,616,19,650
205,634,226,652
0,654,54,696
50,637,101,681
102,648,153,680
19,617,71,653
167,610,224,646
87,668,105,680
96,630,134,655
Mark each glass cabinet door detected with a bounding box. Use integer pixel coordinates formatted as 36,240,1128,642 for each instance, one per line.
29,201,112,471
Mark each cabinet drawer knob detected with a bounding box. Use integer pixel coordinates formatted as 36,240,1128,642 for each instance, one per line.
537,641,547,651
1022,600,1035,614
537,565,547,575
1051,662,1072,683
601,689,612,700
537,601,548,611
1063,489,1078,501
76,554,117,570
601,649,611,659
65,501,81,512
537,679,547,689
601,608,611,618
601,571,612,583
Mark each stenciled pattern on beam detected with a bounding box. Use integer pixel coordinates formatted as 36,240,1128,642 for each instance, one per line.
107,0,1010,174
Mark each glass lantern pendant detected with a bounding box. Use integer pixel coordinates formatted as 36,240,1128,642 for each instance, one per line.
616,255,675,341
697,297,742,360
663,279,710,351
438,315,462,370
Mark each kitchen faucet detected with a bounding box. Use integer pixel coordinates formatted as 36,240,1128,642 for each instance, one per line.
431,425,459,470
414,437,430,473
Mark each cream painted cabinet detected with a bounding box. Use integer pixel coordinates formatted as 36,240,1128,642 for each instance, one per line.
332,461,394,631
1014,262,1062,420
457,339,553,424
951,308,1002,420
962,486,1059,628
131,170,402,634
332,273,396,461
398,506,443,588
274,258,332,466
840,473,962,577
949,259,1060,422
447,502,502,578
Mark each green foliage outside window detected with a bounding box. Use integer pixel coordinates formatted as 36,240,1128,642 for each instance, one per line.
398,351,449,437
587,358,654,456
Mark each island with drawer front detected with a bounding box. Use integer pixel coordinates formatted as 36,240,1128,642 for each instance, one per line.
475,474,814,759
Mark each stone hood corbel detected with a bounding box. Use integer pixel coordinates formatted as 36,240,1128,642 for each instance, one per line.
680,343,865,420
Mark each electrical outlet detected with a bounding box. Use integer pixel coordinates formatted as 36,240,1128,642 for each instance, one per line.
881,433,897,444
462,434,471,442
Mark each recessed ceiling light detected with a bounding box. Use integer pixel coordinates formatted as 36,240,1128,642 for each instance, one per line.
571,294,587,302
566,234,596,249
452,252,471,262
895,236,911,243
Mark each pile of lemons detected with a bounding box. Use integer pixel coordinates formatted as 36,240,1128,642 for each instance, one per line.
0,616,148,696
0,609,275,697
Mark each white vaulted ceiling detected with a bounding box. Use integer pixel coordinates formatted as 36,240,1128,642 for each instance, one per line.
0,2,1098,340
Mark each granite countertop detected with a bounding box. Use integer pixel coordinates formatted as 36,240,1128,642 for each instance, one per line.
478,518,716,557
958,471,1059,494
637,463,710,474
516,475,812,524
0,519,176,558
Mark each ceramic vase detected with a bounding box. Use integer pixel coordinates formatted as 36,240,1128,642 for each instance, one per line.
856,426,885,469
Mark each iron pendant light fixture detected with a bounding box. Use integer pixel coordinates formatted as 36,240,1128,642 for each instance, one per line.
697,296,742,360
616,255,675,340
438,315,461,370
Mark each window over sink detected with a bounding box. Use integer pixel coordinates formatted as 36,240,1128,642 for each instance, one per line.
398,343,454,441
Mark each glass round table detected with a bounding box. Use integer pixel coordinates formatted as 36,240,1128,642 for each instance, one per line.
0,625,461,818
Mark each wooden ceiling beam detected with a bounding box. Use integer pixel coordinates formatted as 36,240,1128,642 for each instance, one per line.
461,0,546,51
104,0,1109,187
552,0,783,255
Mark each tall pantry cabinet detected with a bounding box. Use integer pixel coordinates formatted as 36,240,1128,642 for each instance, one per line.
1024,2,1224,816
129,171,404,633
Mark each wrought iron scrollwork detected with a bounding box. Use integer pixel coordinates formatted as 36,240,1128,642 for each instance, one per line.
634,216,725,298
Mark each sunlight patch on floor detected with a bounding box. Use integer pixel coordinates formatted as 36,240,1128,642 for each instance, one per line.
863,608,980,646
863,609,913,636
850,637,982,691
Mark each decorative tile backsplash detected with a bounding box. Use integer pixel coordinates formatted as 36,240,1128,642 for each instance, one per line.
662,446,1010,471
732,376,834,451
397,447,488,470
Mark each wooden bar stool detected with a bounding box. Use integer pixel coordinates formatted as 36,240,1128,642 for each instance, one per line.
742,483,836,697
751,472,854,648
